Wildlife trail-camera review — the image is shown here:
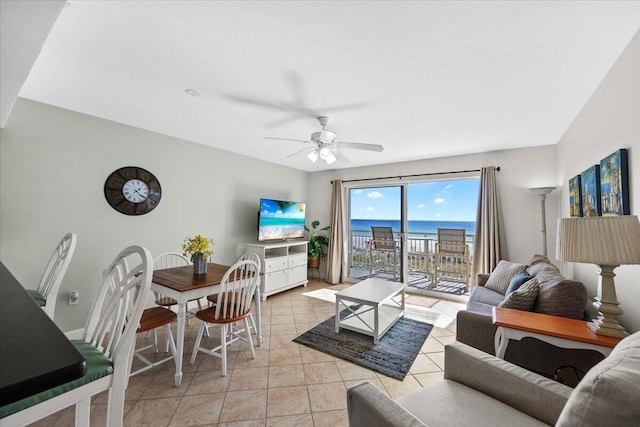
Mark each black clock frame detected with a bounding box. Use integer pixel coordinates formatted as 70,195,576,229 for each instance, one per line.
104,166,162,216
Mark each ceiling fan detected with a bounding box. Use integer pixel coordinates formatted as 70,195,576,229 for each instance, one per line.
264,116,384,165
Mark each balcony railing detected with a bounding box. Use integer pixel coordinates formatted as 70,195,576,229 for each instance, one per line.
349,229,474,295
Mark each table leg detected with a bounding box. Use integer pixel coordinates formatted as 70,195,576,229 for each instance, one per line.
174,302,187,387
495,326,508,359
335,298,340,334
374,303,380,344
254,287,262,346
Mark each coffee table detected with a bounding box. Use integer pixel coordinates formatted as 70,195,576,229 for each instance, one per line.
335,278,405,344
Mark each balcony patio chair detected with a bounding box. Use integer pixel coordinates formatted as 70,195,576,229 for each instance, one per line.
434,228,470,292
190,258,260,376
26,232,77,320
1,245,152,427
369,226,400,280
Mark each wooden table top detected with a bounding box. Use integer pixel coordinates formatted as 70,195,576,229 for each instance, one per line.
152,263,231,292
492,307,621,348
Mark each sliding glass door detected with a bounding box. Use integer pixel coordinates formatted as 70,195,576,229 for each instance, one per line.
348,186,404,282
346,176,479,296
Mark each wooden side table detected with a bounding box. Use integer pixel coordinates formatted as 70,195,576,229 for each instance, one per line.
492,307,621,359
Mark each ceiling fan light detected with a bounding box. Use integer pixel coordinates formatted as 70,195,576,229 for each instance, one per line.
319,146,331,159
325,151,337,164
307,149,319,163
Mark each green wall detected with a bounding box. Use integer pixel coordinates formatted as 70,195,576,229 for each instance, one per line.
0,98,308,331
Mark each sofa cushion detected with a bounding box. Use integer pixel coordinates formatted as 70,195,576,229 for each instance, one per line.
557,331,640,427
499,278,539,311
398,380,548,427
506,271,533,296
469,286,506,307
484,260,527,295
525,255,588,319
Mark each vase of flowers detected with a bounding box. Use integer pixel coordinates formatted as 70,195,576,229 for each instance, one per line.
182,234,215,275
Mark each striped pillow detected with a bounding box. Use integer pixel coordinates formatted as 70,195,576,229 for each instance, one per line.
498,278,539,311
484,260,527,295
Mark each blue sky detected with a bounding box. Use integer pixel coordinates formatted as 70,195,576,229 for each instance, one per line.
350,178,480,221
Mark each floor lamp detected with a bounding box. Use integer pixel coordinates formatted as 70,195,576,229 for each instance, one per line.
557,215,640,338
529,187,556,256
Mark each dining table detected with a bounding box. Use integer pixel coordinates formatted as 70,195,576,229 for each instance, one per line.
0,262,87,407
151,262,262,387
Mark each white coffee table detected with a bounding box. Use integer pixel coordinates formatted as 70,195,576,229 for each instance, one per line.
335,278,405,344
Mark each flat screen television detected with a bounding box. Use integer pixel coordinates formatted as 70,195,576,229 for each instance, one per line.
258,198,306,241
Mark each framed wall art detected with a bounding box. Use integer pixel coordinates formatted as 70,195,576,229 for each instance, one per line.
600,148,629,216
569,175,582,217
581,165,601,217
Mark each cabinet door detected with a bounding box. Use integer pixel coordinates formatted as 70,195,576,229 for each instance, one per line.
264,269,287,293
288,265,307,285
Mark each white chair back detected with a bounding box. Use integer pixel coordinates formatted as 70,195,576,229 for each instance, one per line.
153,252,191,269
84,246,153,378
213,259,260,321
38,233,77,319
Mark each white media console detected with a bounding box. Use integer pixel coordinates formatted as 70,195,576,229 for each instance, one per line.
246,240,308,301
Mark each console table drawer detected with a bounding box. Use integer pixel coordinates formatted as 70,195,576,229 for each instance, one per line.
288,253,307,268
264,257,288,273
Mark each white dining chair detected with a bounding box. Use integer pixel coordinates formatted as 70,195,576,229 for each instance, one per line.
190,258,260,376
0,245,152,427
26,233,77,320
153,252,205,323
206,252,261,335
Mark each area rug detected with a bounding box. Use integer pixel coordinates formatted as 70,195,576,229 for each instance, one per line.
293,309,433,380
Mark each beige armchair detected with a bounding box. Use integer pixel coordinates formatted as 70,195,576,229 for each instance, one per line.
348,332,640,427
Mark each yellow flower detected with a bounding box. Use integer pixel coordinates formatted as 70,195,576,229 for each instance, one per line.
182,234,215,261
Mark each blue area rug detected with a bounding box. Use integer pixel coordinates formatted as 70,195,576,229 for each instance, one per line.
293,309,433,380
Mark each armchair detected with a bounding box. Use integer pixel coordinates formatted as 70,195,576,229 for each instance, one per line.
348,332,640,427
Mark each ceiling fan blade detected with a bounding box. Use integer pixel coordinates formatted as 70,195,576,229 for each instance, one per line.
332,150,351,164
338,141,385,152
286,147,313,159
264,137,310,143
315,102,371,113
226,95,291,112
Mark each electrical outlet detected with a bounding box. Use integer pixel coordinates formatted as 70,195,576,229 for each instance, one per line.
68,290,79,305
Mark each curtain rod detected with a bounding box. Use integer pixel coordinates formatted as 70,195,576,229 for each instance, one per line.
331,166,500,184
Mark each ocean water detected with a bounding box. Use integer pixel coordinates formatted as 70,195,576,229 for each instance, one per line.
351,219,475,238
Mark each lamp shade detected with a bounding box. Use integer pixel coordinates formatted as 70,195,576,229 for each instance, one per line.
557,215,640,265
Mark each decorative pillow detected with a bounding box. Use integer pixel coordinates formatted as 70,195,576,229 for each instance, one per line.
557,331,640,426
484,260,527,295
505,270,532,296
498,278,539,311
534,279,588,319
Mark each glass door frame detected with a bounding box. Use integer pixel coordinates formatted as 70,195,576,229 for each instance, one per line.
344,172,479,285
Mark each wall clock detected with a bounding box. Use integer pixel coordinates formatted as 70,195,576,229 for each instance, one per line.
104,166,162,215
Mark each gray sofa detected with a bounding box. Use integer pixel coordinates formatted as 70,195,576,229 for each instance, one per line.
347,332,640,427
456,255,604,385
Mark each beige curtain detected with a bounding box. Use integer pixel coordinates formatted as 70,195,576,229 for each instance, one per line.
326,179,347,284
472,166,505,285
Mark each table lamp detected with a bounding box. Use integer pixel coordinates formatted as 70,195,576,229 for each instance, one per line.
556,215,640,338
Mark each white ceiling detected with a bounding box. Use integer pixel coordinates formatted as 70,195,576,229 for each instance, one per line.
6,1,640,171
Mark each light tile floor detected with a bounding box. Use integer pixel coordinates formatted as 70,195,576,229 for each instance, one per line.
32,279,457,427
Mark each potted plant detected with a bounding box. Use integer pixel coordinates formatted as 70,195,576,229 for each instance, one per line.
306,220,330,269
182,234,215,275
